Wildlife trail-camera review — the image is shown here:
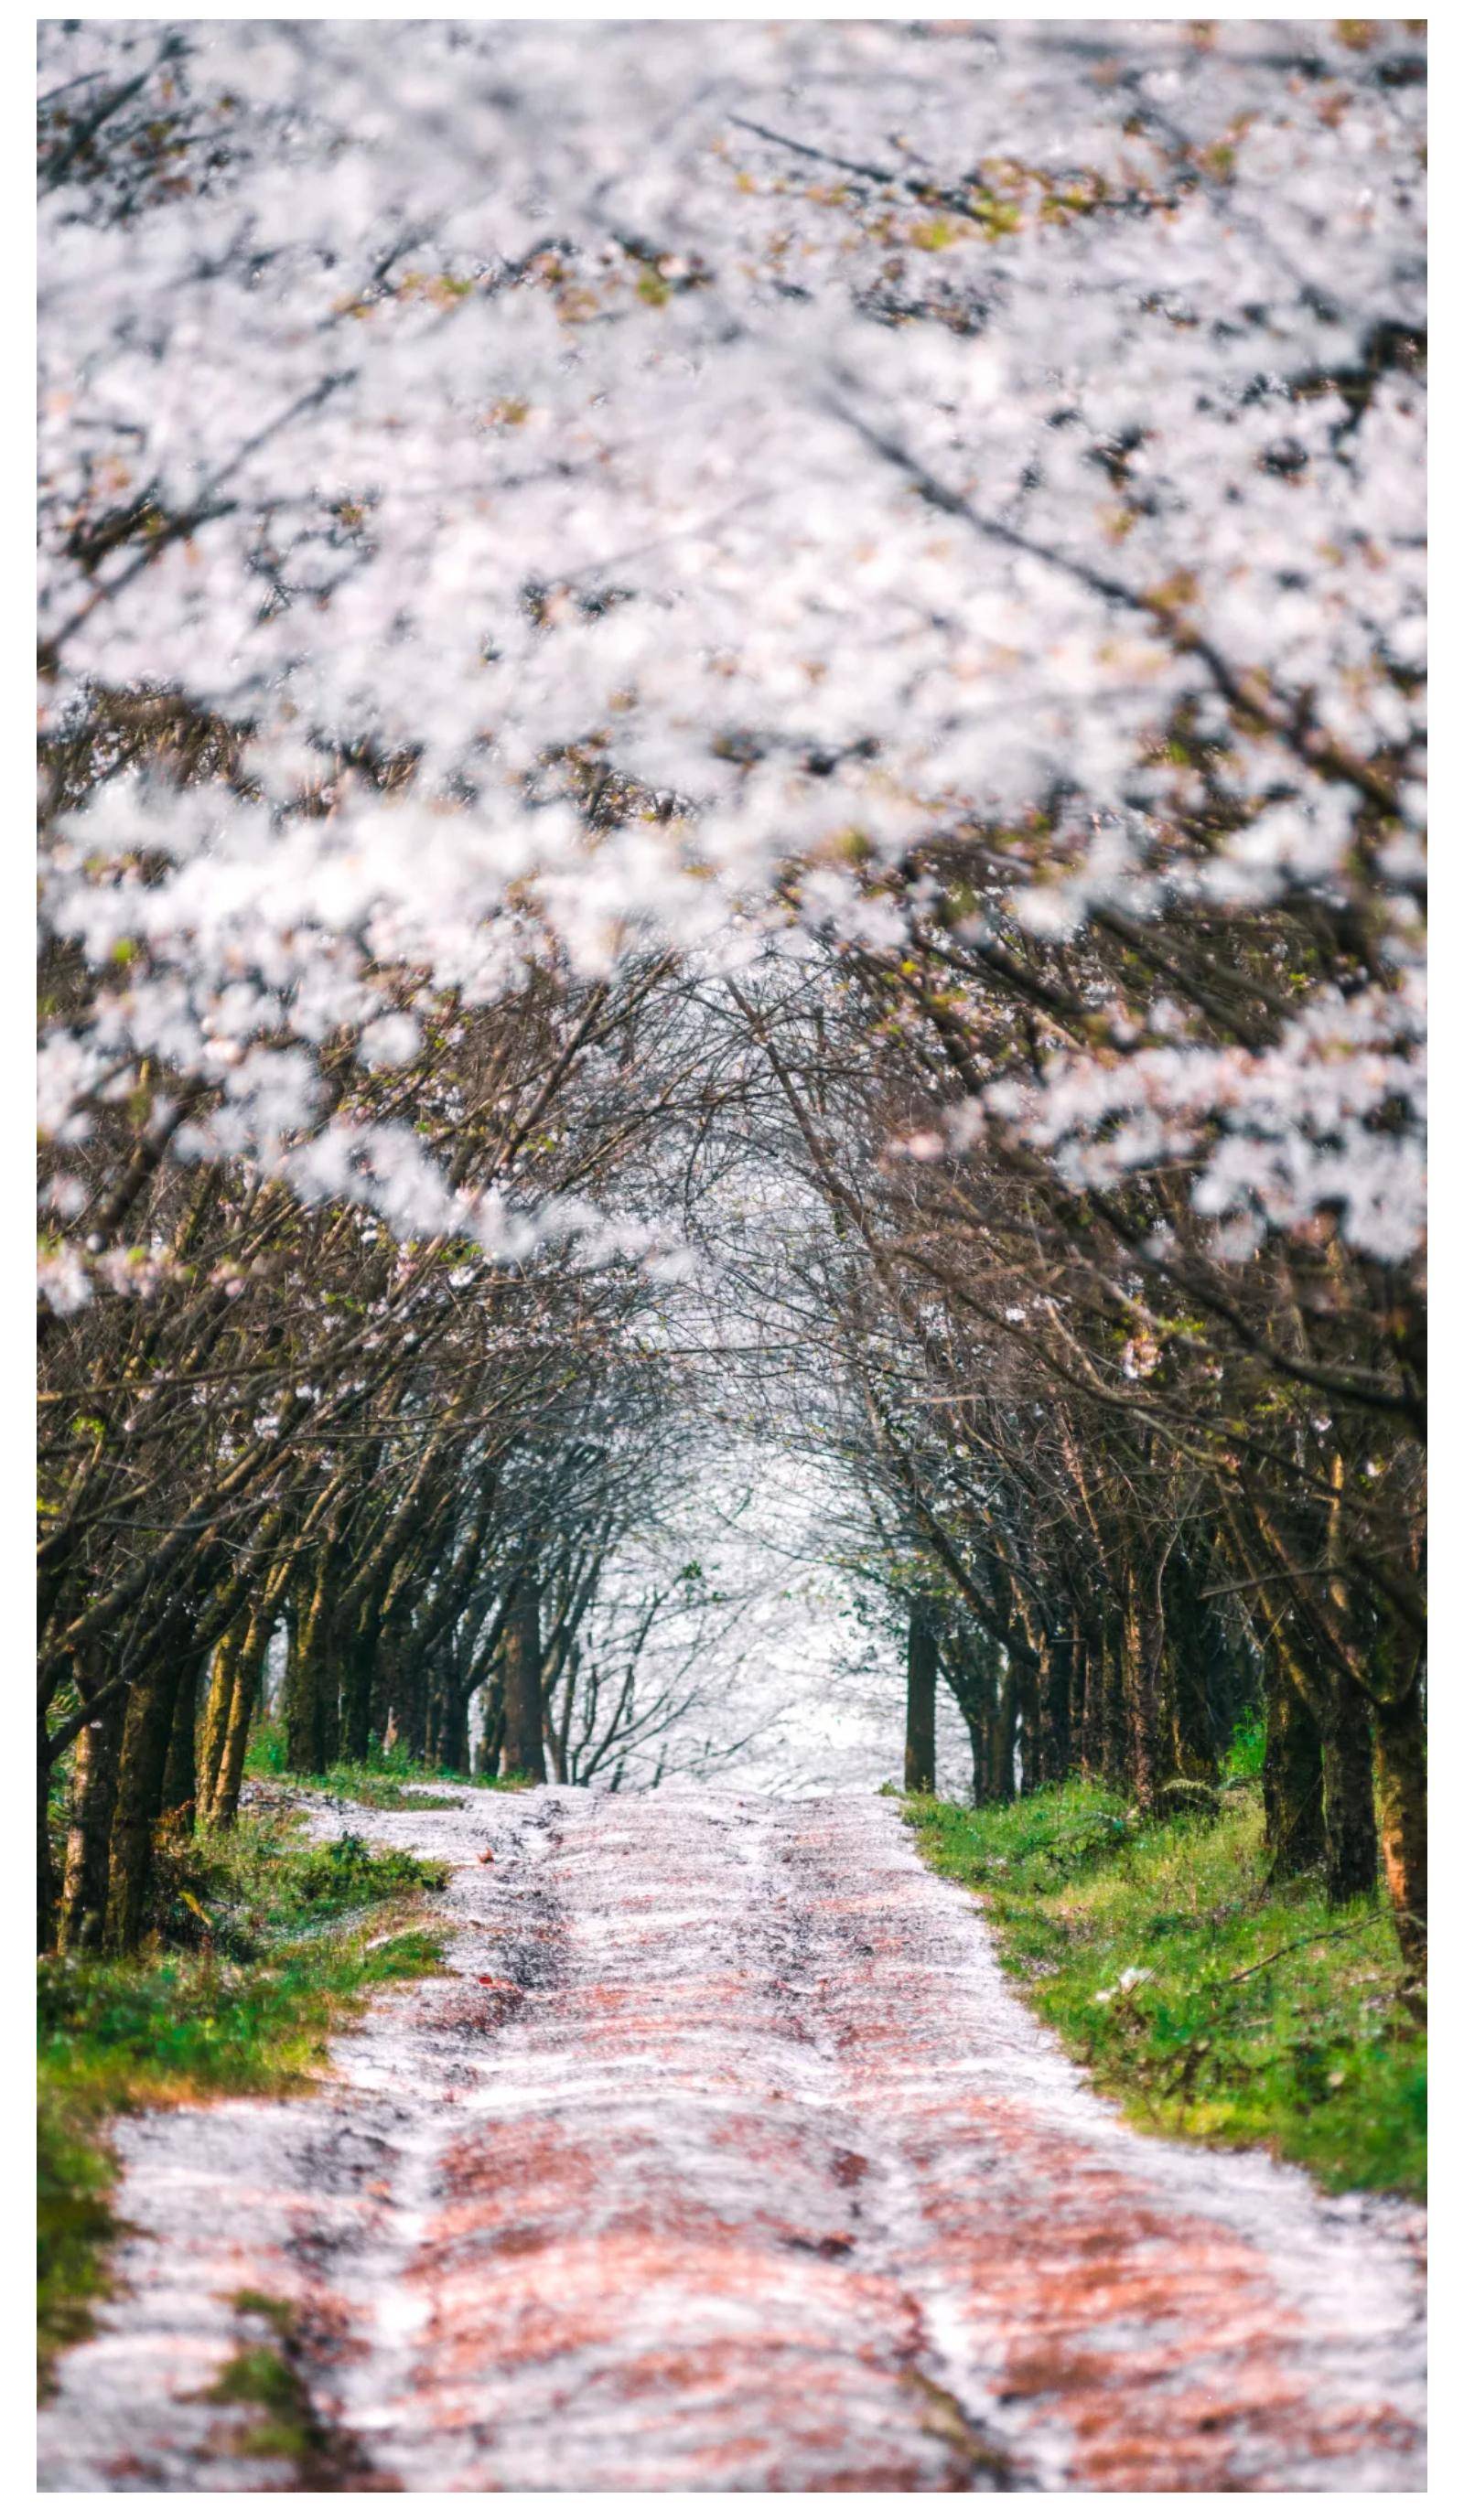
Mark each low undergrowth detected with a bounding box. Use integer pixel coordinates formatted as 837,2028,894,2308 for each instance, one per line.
38,1812,448,2394
244,1718,531,1808
906,1773,1426,2201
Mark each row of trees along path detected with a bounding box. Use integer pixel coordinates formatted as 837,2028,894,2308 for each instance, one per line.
40,21,1423,1975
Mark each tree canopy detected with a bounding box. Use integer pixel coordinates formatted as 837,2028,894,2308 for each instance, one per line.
38,20,1425,1970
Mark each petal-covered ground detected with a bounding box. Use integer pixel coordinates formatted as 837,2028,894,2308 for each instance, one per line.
38,1785,1425,2492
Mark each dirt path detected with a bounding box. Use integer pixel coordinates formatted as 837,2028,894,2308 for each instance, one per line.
38,1785,1425,2492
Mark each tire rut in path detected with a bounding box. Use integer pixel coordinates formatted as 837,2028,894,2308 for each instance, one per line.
38,1784,1425,2492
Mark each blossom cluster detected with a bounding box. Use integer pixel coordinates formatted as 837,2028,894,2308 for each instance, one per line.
38,18,1426,1295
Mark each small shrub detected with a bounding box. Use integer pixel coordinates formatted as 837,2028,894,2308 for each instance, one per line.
245,1717,290,1775
1223,1711,1266,1782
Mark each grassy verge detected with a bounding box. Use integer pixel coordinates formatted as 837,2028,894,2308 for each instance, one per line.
38,1812,449,2393
905,1774,1425,2200
244,1720,531,1808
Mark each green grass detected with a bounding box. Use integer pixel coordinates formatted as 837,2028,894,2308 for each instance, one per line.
201,2341,318,2461
199,2291,365,2476
244,1718,531,1808
200,2322,328,2468
38,1812,449,2394
906,1773,1425,2200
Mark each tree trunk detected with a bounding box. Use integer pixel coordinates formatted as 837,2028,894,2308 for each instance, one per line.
1076,1631,1104,1778
59,1686,127,1951
1262,1654,1327,1881
38,1718,59,1954
1372,1678,1426,1976
1099,1611,1126,1786
160,1656,201,1828
501,1574,546,1782
283,1560,340,1773
1164,1555,1221,1781
1041,1632,1073,1785
340,1614,377,1763
1015,1652,1040,1795
1319,1665,1379,1906
380,1611,425,1759
904,1595,938,1794
208,1599,275,1826
1122,1562,1168,1807
105,1642,187,1952
432,1677,469,1775
198,1626,242,1818
963,1705,986,1804
479,1669,506,1779
989,1656,1017,1803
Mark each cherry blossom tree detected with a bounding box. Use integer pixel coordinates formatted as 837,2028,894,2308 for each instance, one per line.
40,17,1424,1289
38,19,1425,1958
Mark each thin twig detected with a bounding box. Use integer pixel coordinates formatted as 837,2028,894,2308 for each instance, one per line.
1224,1910,1399,1986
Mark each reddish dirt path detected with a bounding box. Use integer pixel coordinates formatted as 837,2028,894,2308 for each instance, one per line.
38,1785,1425,2492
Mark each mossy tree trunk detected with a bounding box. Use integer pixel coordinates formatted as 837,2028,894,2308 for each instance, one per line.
1261,1654,1327,1881
206,1575,286,1825
198,1624,243,1819
283,1550,343,1774
160,1653,203,1828
59,1683,126,1951
104,1629,188,1953
1372,1674,1426,1977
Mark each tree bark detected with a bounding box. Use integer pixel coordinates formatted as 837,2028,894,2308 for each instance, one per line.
1099,1611,1127,1785
1041,1631,1073,1785
104,1639,187,1952
1319,1664,1380,1905
904,1595,939,1794
1164,1552,1221,1781
1122,1561,1168,1808
989,1656,1017,1803
501,1573,546,1783
430,1672,470,1774
339,1613,378,1763
1261,1654,1327,1880
198,1626,242,1818
207,1592,279,1826
59,1685,127,1951
1372,1678,1426,1976
160,1655,201,1827
283,1555,340,1773
38,1716,59,1953
479,1668,506,1779
1015,1652,1040,1795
